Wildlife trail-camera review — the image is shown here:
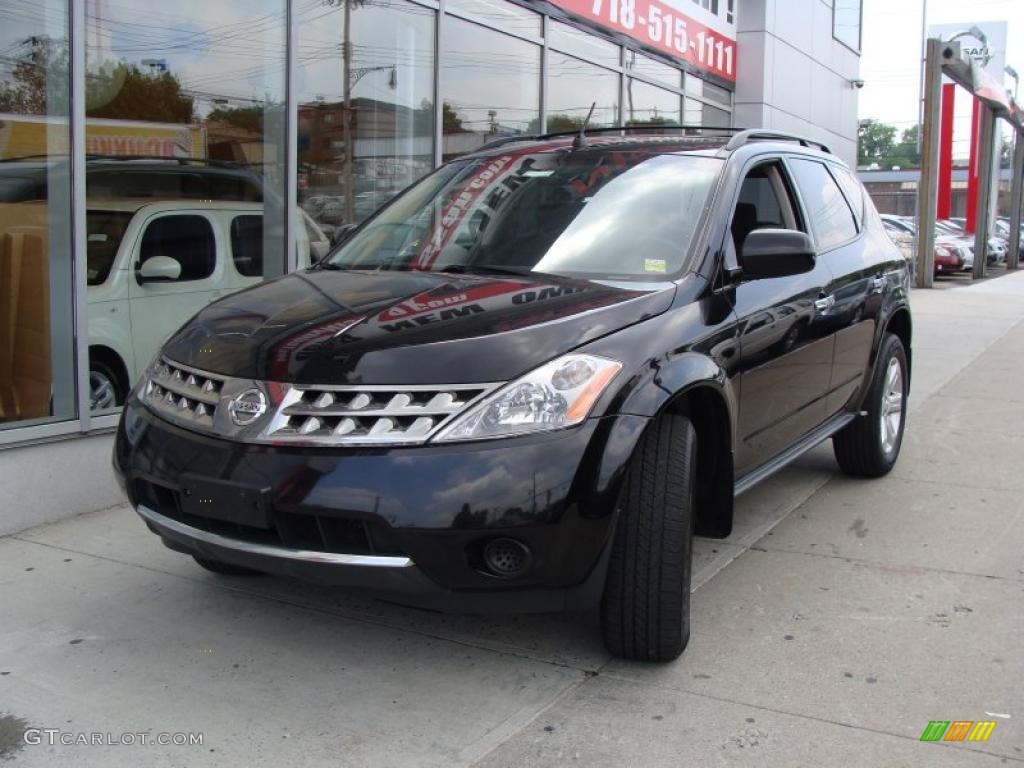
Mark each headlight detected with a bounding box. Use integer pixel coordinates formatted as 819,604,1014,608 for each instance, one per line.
432,354,622,442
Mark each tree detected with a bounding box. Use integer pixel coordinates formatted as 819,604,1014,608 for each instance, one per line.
207,105,264,134
0,35,69,115
857,118,897,168
889,124,920,169
87,63,194,123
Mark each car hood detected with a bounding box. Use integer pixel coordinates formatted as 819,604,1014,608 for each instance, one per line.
162,269,675,384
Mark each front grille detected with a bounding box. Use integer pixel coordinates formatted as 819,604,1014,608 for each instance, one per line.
133,479,403,556
140,357,499,446
144,359,225,429
266,384,493,445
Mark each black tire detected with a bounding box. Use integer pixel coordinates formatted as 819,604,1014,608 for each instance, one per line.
600,414,696,662
833,332,908,477
192,555,264,576
89,359,125,412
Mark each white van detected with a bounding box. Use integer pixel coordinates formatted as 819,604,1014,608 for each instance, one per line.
87,200,326,410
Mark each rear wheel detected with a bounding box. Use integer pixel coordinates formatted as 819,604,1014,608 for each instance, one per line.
833,332,908,477
600,414,696,662
192,555,263,576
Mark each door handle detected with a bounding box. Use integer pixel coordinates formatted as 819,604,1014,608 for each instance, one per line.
814,295,834,312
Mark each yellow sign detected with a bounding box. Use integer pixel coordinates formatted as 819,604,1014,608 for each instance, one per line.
0,113,206,159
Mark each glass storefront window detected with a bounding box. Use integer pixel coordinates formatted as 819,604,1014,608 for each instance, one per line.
0,0,75,430
685,75,731,107
626,51,681,89
833,0,862,51
83,0,287,414
298,0,435,237
548,20,620,69
447,0,541,38
684,98,730,128
546,53,619,132
442,17,540,160
625,80,681,126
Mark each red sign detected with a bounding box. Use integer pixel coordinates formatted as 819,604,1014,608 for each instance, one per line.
551,0,736,82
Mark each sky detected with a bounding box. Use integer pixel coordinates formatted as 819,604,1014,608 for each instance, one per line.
859,0,1024,159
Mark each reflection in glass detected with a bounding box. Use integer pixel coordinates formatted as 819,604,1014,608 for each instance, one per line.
298,0,435,236
327,151,722,279
546,53,619,132
685,75,731,107
81,0,287,414
447,0,540,37
626,51,681,89
625,80,681,126
684,98,730,128
442,17,540,160
833,0,862,51
548,20,620,68
0,0,75,428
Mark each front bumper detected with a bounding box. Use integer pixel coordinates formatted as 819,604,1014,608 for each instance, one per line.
114,396,650,612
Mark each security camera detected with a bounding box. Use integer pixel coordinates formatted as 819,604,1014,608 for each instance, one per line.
850,79,865,89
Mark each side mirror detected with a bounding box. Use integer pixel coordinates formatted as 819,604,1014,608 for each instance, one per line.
331,223,358,247
137,255,182,284
740,229,816,280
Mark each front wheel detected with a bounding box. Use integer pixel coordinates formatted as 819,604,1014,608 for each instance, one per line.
89,360,124,412
833,332,908,477
600,414,696,662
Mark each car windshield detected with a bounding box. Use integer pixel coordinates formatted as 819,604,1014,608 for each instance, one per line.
324,149,723,280
87,210,135,285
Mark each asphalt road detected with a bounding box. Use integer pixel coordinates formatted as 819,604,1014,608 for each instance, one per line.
2,271,1022,767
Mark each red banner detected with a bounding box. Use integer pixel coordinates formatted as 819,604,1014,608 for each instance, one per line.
550,0,736,82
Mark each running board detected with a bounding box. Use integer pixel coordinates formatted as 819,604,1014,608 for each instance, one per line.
734,412,856,496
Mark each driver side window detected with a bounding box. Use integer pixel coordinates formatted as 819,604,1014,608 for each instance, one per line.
726,162,802,270
140,215,215,282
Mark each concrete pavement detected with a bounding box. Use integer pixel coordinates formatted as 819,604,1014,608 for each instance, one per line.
2,273,1024,766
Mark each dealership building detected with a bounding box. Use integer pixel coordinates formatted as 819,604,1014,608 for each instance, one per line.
0,0,862,532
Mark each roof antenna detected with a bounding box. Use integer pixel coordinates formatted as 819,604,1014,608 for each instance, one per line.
572,102,597,149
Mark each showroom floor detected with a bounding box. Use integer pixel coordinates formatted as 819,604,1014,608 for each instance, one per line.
2,272,1023,767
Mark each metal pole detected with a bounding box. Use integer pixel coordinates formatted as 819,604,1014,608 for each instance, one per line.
342,0,355,224
972,106,995,279
915,37,942,288
71,0,90,428
285,0,298,273
1007,130,1024,270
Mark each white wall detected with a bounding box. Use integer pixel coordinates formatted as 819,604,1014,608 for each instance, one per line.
734,0,862,167
0,434,123,536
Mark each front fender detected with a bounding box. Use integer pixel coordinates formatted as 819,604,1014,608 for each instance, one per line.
615,350,738,435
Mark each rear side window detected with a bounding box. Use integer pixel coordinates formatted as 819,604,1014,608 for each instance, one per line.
140,214,215,281
788,158,858,252
831,165,865,226
230,215,263,277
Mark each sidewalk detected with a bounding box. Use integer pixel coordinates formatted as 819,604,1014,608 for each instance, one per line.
2,274,1023,767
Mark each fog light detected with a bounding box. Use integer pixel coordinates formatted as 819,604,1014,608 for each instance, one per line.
482,538,531,578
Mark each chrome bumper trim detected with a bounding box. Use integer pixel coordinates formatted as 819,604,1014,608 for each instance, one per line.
136,504,414,568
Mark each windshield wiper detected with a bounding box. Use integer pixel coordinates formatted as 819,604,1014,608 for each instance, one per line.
439,264,535,276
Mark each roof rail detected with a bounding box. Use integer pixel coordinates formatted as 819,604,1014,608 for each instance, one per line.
474,134,538,151
724,130,831,154
83,154,254,169
475,125,744,152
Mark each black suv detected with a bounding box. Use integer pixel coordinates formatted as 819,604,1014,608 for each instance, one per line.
113,129,911,662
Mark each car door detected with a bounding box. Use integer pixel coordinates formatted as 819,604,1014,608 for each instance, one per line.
127,210,223,367
788,159,884,416
727,158,837,475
